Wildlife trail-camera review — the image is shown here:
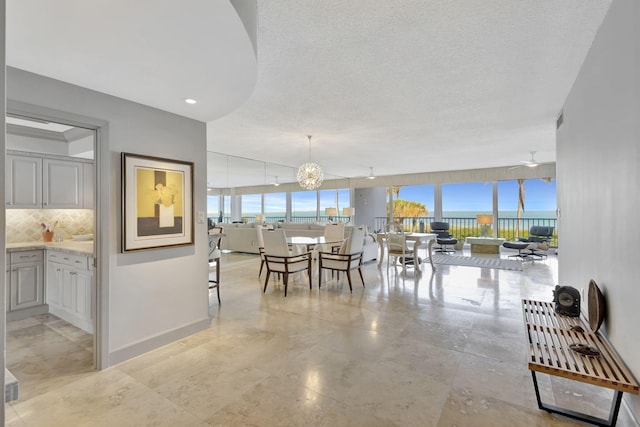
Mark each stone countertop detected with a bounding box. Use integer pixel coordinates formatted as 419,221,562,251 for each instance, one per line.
7,240,94,256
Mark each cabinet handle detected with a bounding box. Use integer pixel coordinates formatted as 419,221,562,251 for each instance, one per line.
70,272,77,275
6,202,11,205
44,202,48,206
63,257,70,260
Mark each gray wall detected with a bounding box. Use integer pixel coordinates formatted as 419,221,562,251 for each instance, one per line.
7,67,209,367
557,0,639,419
1,0,7,422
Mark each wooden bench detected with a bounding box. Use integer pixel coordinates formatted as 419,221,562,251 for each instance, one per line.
522,299,639,427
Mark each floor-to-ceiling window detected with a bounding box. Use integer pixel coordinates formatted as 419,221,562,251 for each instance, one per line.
497,178,557,243
206,193,219,227
319,188,351,221
391,184,434,232
264,192,286,222
241,193,262,222
442,182,493,239
222,195,231,223
291,190,318,222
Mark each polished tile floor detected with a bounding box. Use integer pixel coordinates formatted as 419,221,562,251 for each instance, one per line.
5,248,639,426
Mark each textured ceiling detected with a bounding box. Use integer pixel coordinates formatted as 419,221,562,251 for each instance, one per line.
6,1,612,188
206,0,611,187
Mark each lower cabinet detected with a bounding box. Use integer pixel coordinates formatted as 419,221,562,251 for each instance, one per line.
46,250,94,333
6,250,47,319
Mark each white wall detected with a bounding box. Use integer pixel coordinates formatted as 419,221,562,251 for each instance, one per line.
353,187,387,232
7,133,69,155
557,0,639,419
7,67,210,366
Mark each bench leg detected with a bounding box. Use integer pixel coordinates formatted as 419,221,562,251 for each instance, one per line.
531,371,624,427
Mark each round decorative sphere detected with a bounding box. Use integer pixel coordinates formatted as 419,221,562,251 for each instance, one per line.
297,162,324,190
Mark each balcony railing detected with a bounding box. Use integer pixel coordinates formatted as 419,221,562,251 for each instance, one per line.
374,216,558,247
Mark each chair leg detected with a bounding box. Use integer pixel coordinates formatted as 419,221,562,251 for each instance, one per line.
259,259,264,277
283,273,289,297
318,266,323,289
358,267,365,288
263,271,271,293
346,270,353,292
216,283,220,305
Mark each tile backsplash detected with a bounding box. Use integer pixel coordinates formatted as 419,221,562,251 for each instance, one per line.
6,209,94,243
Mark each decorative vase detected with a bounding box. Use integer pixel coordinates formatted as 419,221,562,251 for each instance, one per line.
42,231,54,242
159,204,175,228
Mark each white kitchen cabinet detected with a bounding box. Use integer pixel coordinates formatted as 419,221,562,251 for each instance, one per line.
46,250,93,333
43,158,83,208
7,250,45,313
82,162,94,209
6,151,92,209
5,154,42,208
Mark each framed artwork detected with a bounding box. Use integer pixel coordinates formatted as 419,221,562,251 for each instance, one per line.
121,152,194,252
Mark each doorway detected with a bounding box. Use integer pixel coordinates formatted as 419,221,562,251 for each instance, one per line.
4,112,101,404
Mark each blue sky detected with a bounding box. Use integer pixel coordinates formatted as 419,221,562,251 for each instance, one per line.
209,179,557,215
398,179,556,212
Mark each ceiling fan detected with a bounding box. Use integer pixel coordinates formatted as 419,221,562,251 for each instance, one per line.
509,151,540,169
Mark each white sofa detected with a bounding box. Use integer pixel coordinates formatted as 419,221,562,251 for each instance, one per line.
217,222,378,262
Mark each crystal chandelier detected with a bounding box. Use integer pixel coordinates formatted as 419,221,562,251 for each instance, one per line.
297,135,324,190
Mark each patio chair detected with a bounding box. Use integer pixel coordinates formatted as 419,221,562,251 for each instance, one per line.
519,226,554,259
384,224,417,270
430,221,458,254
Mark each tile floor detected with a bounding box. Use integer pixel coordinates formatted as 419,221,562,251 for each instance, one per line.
5,248,639,426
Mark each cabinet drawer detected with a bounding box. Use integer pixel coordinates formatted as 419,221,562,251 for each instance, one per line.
47,251,89,270
10,250,43,264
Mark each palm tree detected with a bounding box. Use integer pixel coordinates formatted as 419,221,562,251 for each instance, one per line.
393,199,428,232
516,179,525,239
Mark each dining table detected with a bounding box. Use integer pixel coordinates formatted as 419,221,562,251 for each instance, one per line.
376,232,437,269
286,236,344,253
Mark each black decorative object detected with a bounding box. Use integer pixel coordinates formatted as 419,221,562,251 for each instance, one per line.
553,285,581,317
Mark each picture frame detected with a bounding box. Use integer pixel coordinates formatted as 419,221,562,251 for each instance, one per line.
121,152,194,252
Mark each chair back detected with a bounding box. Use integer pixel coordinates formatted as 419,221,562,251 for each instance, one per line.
208,226,224,249
208,234,221,261
209,226,223,235
324,223,345,244
262,229,290,257
340,227,365,255
387,232,407,254
385,222,404,233
430,221,452,238
529,226,554,239
256,224,268,248
384,225,407,254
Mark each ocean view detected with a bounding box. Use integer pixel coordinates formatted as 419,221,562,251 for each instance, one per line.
211,210,556,221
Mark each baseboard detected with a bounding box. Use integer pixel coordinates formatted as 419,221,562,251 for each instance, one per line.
108,317,210,366
7,304,49,321
622,395,640,426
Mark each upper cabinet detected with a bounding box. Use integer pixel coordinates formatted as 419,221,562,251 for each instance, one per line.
5,154,42,208
43,158,83,208
6,151,93,209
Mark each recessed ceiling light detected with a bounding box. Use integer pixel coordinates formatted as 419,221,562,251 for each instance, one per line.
185,98,197,104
